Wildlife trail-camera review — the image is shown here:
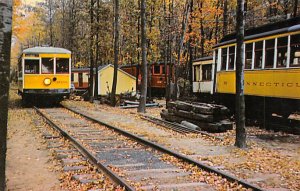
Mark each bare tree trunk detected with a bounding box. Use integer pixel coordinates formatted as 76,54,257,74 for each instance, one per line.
235,0,247,148
163,0,169,103
89,0,95,101
188,0,194,94
168,0,174,101
223,0,228,36
174,0,191,99
215,0,220,42
48,0,54,46
138,0,147,113
0,1,12,189
136,0,141,93
111,0,120,106
166,1,172,103
61,0,66,47
294,0,299,17
94,0,100,99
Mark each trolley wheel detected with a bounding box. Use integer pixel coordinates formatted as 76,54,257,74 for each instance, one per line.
21,94,30,107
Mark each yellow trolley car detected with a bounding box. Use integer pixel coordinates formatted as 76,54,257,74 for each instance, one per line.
213,17,300,119
18,47,72,103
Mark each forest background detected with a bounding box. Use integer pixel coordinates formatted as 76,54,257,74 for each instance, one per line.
12,0,299,74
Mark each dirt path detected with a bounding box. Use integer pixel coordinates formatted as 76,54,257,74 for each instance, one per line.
6,91,61,191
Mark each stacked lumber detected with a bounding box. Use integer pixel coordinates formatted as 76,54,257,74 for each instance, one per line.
161,101,233,132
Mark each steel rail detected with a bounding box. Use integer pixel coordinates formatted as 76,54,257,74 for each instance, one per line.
140,116,191,134
141,114,223,141
64,105,264,191
142,115,203,133
33,107,135,191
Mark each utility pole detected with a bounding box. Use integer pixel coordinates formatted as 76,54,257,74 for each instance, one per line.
0,0,13,189
235,0,247,148
138,0,147,113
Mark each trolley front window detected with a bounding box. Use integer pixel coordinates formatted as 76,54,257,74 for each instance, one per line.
290,34,300,67
153,65,161,74
24,59,40,74
41,58,54,74
56,58,70,73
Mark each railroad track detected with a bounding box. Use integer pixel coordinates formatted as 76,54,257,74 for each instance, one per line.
140,114,223,141
34,106,263,191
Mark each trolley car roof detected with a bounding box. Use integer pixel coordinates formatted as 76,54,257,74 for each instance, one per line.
23,47,71,54
214,16,300,48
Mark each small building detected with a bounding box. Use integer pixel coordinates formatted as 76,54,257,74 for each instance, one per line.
97,64,136,96
72,65,136,96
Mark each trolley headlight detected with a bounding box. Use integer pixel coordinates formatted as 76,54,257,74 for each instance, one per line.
44,78,52,86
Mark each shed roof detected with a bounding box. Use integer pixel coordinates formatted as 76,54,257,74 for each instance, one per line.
23,47,71,54
72,65,136,80
99,64,136,80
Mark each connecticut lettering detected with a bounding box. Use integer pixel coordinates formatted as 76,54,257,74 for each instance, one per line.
245,82,300,88
56,81,68,84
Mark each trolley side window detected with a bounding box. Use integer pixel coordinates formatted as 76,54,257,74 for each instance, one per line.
265,39,275,68
194,65,200,81
41,58,54,74
277,36,288,68
56,58,70,73
228,46,235,70
290,34,300,67
202,64,212,81
24,59,40,74
254,41,263,69
221,48,227,70
245,43,253,69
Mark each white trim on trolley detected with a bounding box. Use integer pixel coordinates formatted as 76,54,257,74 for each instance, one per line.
287,35,291,68
226,47,229,71
262,40,266,69
251,42,255,70
54,57,57,75
274,38,278,68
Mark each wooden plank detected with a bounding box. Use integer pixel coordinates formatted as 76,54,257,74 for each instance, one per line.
161,110,233,133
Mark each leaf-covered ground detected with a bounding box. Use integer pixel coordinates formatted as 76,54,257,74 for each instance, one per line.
63,99,300,191
7,89,117,191
6,89,61,190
